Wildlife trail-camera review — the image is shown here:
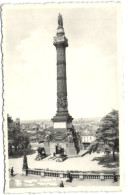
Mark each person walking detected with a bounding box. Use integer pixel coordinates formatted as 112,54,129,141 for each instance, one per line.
60,181,64,187
11,167,14,177
113,173,118,182
66,171,72,182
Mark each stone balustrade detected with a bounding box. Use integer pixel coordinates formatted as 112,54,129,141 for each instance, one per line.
27,169,119,180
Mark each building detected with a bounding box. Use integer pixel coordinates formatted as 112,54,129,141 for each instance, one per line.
81,135,96,150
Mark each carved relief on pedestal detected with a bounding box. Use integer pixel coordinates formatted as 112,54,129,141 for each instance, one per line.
66,130,74,143
53,131,67,142
57,96,68,110
44,133,53,142
67,134,74,143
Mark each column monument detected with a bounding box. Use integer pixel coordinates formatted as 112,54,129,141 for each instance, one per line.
52,14,73,126
44,14,82,156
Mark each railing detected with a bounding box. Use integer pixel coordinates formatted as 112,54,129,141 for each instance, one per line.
83,175,100,179
27,169,119,180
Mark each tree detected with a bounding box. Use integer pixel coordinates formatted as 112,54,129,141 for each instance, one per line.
8,131,30,153
88,110,119,161
13,132,30,151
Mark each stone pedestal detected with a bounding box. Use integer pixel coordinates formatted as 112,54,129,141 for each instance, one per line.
41,171,45,177
60,173,63,178
79,172,84,180
44,141,50,155
22,169,26,176
67,142,77,155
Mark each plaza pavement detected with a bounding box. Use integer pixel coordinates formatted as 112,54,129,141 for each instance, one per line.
9,143,119,188
9,151,119,174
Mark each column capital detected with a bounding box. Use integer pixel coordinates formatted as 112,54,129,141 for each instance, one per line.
53,35,68,48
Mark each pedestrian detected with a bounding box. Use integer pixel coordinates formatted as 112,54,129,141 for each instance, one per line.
69,174,73,182
66,171,70,182
66,171,72,182
11,167,14,177
113,173,118,182
60,181,64,187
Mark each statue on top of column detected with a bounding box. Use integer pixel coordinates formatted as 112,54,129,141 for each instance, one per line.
58,13,63,28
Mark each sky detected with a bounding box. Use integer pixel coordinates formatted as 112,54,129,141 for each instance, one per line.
3,3,121,120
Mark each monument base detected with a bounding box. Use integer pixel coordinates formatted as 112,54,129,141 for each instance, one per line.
43,111,82,157
44,141,50,155
51,111,73,123
44,141,77,156
44,125,78,156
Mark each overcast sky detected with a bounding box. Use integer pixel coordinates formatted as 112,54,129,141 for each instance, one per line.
3,3,121,120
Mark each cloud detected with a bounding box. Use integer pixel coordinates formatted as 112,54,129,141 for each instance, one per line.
6,28,57,119
67,44,118,117
4,6,119,120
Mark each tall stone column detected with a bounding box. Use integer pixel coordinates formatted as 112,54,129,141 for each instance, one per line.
49,14,78,156
52,14,73,125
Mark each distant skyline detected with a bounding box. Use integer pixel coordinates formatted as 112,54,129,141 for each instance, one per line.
3,4,121,120
20,116,102,123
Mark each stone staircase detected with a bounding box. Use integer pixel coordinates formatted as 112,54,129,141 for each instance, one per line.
68,150,90,158
77,150,89,157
